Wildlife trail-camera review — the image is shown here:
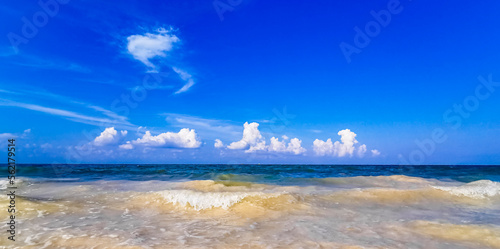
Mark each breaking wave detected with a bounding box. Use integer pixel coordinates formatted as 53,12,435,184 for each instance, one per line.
432,180,500,199
157,190,282,210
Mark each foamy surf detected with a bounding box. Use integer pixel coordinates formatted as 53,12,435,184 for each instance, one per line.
432,180,500,199
322,180,500,207
3,164,500,248
157,190,282,210
0,179,9,189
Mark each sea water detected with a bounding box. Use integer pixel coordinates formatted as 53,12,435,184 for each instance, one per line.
1,164,499,248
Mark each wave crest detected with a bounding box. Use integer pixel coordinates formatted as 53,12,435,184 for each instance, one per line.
157,190,281,210
432,180,500,199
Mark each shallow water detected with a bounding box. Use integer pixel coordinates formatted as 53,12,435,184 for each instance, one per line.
1,164,500,248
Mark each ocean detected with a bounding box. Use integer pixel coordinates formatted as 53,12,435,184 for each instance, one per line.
1,164,500,248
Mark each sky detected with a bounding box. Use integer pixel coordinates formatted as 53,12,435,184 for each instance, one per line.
1,0,499,164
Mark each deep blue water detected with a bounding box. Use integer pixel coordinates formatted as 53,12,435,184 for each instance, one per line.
5,164,500,184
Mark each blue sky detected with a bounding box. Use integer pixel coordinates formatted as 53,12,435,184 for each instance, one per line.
1,0,499,164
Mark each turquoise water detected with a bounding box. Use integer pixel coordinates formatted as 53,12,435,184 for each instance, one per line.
10,164,500,182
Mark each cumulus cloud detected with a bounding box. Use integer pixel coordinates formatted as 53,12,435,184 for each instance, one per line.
119,142,133,150
122,128,201,149
127,27,180,70
268,137,287,152
336,129,358,157
214,139,224,148
371,149,381,157
172,67,195,94
313,129,377,158
287,138,307,155
268,137,306,155
312,138,334,156
0,128,30,140
227,122,264,150
94,127,127,146
357,144,367,158
226,122,306,154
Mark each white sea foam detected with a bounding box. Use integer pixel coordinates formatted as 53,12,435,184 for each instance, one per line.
2,177,28,188
0,179,9,189
433,180,500,199
0,179,19,189
157,190,279,210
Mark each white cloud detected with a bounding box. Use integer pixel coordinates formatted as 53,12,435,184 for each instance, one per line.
268,136,306,155
126,27,180,70
269,137,287,152
0,99,133,128
336,129,358,157
94,127,127,146
214,139,224,148
172,67,195,94
246,140,267,153
287,138,307,155
312,138,334,156
357,144,367,158
227,122,306,154
0,132,16,140
0,89,132,128
313,129,375,158
371,149,381,157
0,129,31,144
119,142,133,150
123,128,201,149
227,122,265,151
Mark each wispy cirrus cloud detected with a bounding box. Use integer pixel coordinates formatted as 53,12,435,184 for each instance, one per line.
0,88,134,128
172,67,195,94
0,99,133,128
1,52,91,73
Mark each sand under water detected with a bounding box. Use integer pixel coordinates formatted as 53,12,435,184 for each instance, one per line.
1,164,499,248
